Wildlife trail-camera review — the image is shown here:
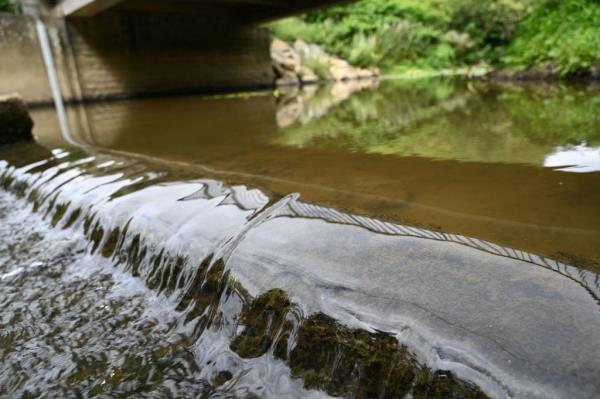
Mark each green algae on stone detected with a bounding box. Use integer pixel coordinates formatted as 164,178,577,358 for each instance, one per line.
230,288,292,358
63,208,82,229
157,255,186,295
146,248,166,290
101,227,121,258
213,370,233,386
412,369,488,399
89,222,104,255
125,234,145,277
0,142,52,169
177,257,228,325
0,172,14,190
286,312,415,398
83,212,97,236
230,291,489,399
51,202,70,227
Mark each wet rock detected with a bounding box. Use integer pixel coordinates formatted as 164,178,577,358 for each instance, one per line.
0,93,34,146
230,290,488,399
329,58,379,81
285,312,417,398
271,38,379,85
271,38,301,74
213,370,233,386
230,288,292,358
329,58,357,81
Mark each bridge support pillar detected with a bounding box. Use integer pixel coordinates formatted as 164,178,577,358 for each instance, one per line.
63,12,274,100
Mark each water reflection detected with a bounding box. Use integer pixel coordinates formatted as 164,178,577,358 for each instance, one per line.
276,79,600,168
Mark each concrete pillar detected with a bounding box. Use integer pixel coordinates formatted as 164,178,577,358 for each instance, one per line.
0,11,274,104
64,11,275,100
0,14,53,104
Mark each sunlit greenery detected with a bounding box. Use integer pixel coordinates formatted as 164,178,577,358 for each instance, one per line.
504,0,600,74
269,0,599,76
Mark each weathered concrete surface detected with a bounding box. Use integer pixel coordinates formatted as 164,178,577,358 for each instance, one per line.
64,12,274,99
58,0,351,23
0,11,275,103
0,14,53,104
0,94,34,146
62,0,125,17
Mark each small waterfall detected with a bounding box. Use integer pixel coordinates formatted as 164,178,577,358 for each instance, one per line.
0,145,599,399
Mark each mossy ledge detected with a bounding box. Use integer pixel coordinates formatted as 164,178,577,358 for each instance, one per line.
231,289,488,399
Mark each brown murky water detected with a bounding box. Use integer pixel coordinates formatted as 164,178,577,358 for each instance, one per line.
2,78,599,398
32,78,600,267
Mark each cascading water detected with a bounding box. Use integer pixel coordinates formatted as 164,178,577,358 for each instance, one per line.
1,142,599,398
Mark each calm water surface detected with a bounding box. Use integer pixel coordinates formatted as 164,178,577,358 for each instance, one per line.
1,78,599,398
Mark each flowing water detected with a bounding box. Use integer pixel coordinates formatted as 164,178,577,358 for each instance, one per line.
1,78,600,399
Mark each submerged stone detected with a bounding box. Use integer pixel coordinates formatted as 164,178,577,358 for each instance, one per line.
0,93,33,146
230,288,292,358
231,290,488,399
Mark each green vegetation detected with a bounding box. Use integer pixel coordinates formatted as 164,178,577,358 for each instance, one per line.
269,0,600,76
0,0,15,12
505,0,600,74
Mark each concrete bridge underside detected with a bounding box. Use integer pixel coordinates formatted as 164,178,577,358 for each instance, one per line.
3,0,351,104
61,0,349,23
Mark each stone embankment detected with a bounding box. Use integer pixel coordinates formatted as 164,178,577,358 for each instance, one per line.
0,93,33,146
271,39,379,86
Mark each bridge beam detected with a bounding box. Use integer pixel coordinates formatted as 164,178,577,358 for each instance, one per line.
63,11,275,99
58,0,353,21
62,0,125,17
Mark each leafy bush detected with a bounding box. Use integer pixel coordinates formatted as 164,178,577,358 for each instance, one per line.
0,0,15,12
270,0,450,69
504,0,600,74
446,0,531,63
269,0,598,75
375,20,443,68
269,17,326,45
